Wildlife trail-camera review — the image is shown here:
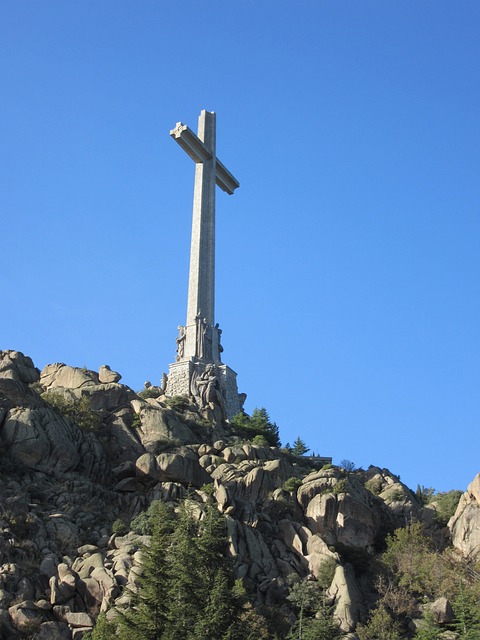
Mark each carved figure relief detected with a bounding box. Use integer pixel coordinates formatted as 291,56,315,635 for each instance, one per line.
195,313,213,361
176,326,186,361
190,364,225,420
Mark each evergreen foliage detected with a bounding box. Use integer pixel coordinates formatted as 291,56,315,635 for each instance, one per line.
118,500,174,640
93,500,246,640
356,603,402,640
452,582,480,638
282,476,303,493
432,489,463,525
286,578,340,640
413,611,442,640
291,436,309,456
231,407,281,447
415,486,463,524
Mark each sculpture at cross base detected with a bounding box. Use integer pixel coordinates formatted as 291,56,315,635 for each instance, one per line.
165,110,245,421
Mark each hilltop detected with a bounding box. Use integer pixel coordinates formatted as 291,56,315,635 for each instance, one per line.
0,349,479,639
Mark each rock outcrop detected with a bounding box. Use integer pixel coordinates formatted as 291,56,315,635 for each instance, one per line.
448,473,480,561
0,350,478,639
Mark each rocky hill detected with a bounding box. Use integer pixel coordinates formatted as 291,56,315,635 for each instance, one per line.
0,350,478,639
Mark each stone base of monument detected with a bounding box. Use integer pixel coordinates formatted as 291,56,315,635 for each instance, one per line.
166,360,243,421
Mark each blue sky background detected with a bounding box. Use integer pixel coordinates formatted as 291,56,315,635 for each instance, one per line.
2,2,479,493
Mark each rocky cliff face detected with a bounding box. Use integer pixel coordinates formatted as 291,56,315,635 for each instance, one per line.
448,473,480,562
0,350,477,639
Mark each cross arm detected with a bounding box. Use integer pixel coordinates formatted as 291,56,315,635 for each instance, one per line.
170,122,213,163
170,120,239,195
215,159,239,195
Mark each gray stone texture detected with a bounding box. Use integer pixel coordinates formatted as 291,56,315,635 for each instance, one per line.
166,110,243,419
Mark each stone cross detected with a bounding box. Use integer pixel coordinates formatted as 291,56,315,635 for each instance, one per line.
170,110,239,362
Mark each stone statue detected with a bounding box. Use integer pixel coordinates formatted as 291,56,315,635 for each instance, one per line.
190,364,225,421
204,321,213,361
215,323,223,361
160,372,168,392
176,326,186,361
196,364,216,407
195,313,205,359
195,313,213,360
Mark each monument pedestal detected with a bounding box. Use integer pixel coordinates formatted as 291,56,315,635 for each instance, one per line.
166,359,243,420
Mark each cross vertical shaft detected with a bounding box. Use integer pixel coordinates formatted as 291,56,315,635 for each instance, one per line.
170,110,239,362
167,110,243,420
187,110,216,329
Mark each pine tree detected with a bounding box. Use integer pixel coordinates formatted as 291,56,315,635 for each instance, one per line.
250,407,281,447
299,612,341,640
356,604,402,640
163,502,238,640
192,567,236,639
90,501,241,640
162,504,201,640
452,583,480,639
413,611,442,640
291,436,309,456
118,501,174,640
86,613,117,640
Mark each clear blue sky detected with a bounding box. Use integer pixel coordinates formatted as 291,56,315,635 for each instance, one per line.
2,2,479,493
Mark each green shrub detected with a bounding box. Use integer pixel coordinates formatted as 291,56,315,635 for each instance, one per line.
163,395,191,411
356,604,402,640
387,488,405,502
433,490,463,525
112,518,128,536
150,438,183,455
42,392,102,432
322,463,333,470
200,483,215,495
316,557,337,590
332,479,348,494
365,478,383,495
131,413,142,429
137,387,162,399
416,485,436,505
265,497,295,520
282,477,303,493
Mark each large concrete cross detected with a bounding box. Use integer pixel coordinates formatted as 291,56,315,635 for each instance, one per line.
170,110,239,361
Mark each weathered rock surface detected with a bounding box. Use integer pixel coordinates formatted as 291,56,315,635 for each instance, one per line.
328,563,367,632
156,448,211,487
430,596,454,625
448,473,480,561
98,365,122,384
0,350,478,639
41,363,100,390
132,401,197,448
1,405,108,480
298,468,383,548
0,350,40,384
